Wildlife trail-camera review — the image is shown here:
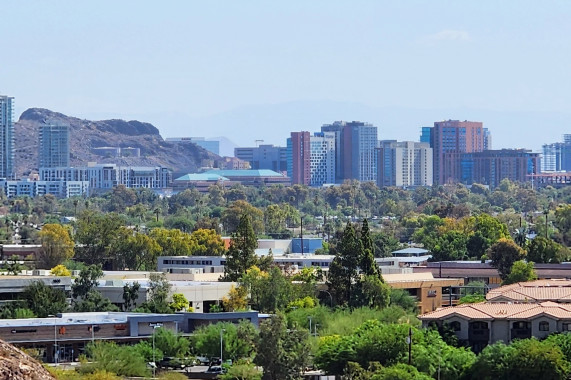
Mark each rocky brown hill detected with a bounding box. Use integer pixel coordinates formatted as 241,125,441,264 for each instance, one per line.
15,108,221,177
0,339,56,380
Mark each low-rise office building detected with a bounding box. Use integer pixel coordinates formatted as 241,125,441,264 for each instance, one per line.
97,271,236,313
201,169,291,187
158,255,428,275
0,275,72,305
383,272,463,314
1,311,260,363
415,261,571,288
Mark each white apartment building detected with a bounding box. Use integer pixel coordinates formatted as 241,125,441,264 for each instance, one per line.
0,179,88,198
39,163,172,191
377,141,433,187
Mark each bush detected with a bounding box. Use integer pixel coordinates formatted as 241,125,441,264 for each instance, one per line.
79,341,149,377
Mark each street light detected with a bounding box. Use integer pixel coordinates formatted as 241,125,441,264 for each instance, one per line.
48,315,58,366
220,328,226,364
149,323,163,378
308,316,312,335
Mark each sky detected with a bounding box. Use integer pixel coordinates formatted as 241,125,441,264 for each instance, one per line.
2,1,571,152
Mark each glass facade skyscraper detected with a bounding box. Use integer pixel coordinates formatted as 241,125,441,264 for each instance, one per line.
0,96,14,179
39,123,70,168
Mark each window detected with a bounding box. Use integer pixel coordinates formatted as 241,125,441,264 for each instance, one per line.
470,321,488,330
512,321,530,329
563,323,571,331
539,321,550,331
449,321,461,332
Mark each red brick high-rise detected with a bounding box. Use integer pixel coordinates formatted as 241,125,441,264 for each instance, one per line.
290,131,311,185
431,120,484,185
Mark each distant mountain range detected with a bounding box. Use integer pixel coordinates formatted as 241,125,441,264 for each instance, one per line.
14,108,220,177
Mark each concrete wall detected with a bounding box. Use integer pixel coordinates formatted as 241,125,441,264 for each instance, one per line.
443,316,470,342
489,320,509,343
532,316,557,339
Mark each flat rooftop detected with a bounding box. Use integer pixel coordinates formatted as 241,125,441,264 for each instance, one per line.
0,312,171,328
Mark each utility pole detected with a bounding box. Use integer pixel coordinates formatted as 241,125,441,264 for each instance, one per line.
220,328,226,364
49,315,58,365
300,215,304,255
545,210,549,239
407,327,412,365
149,322,163,378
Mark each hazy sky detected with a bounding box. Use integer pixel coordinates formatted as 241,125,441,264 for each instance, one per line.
3,1,571,149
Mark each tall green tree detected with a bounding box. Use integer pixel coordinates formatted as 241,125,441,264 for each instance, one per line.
222,200,264,234
38,224,75,269
122,282,140,311
193,321,258,362
74,211,124,265
224,215,258,282
359,219,378,277
136,273,172,313
488,238,526,280
327,223,361,306
527,236,568,264
152,327,191,358
255,314,310,380
503,260,538,285
149,227,197,256
190,228,226,256
22,281,68,317
72,264,118,312
114,228,162,270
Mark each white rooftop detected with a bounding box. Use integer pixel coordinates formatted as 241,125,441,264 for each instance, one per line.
0,312,165,328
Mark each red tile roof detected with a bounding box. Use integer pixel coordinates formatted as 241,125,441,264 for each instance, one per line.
420,301,571,321
486,279,571,303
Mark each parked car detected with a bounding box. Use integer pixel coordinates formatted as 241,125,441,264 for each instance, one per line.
206,365,225,374
158,357,193,369
210,357,222,366
196,356,211,365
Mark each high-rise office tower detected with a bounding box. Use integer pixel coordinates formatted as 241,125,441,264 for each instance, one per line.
431,120,484,185
287,132,311,185
321,121,378,182
309,132,336,186
166,137,220,155
0,96,14,179
483,128,492,150
320,122,345,182
234,144,288,172
420,127,432,145
39,123,70,168
542,135,571,172
377,141,433,187
287,132,336,186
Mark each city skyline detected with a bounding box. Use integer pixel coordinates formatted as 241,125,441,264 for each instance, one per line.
2,1,571,151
